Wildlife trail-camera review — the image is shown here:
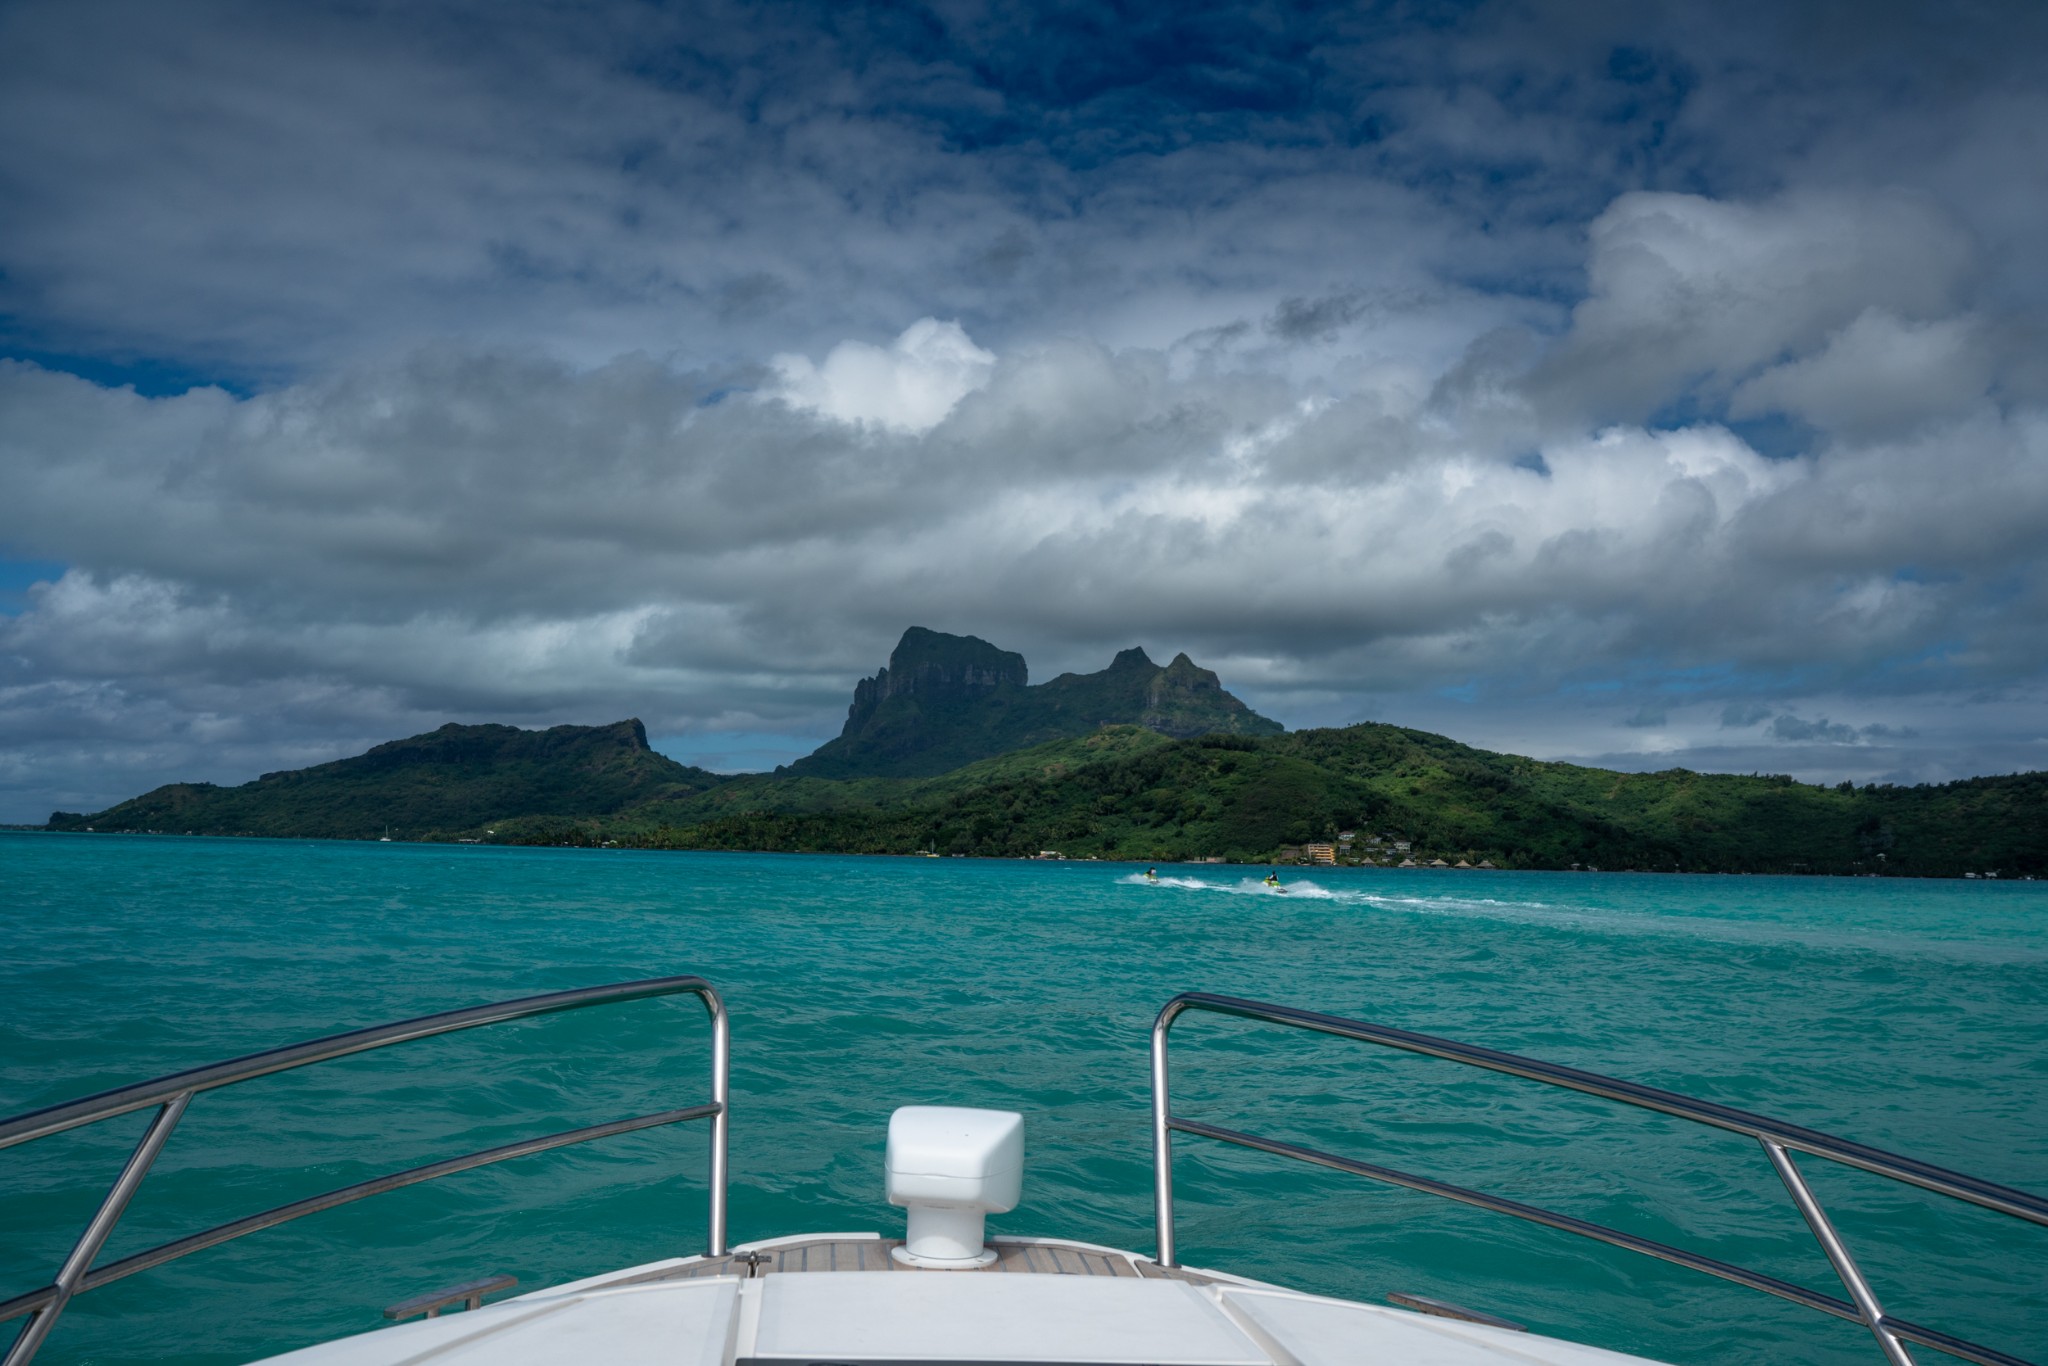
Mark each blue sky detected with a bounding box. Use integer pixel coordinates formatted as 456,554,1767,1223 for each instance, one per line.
2,0,2046,820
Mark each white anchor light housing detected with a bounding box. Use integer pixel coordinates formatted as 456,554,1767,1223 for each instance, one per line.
885,1106,1024,1268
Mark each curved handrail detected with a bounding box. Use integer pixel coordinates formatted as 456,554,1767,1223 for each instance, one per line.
1151,991,2043,1366
0,976,726,1150
1,975,728,1366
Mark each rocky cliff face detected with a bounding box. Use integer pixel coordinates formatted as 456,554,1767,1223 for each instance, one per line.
1145,652,1244,735
1036,645,1276,739
840,627,1028,737
790,628,1282,779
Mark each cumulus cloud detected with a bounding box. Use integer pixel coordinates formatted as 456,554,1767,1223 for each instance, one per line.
8,0,2039,384
1730,309,1991,440
772,319,995,433
3,0,2048,817
5,216,2046,816
1524,189,1977,429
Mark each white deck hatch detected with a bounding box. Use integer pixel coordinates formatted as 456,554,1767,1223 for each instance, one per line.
747,1272,1263,1365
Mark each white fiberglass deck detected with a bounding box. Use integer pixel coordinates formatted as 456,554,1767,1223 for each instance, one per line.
253,1234,1669,1366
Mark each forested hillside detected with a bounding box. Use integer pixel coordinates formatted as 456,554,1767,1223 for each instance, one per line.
45,667,2044,877
492,724,2044,878
46,720,721,841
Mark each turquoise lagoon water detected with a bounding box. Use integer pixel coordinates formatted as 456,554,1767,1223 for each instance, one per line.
2,832,2044,1365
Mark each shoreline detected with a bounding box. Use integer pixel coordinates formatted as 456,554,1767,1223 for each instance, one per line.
5,827,2037,881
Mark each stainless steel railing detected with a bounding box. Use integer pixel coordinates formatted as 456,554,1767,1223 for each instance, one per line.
0,974,728,1366
1150,992,2047,1366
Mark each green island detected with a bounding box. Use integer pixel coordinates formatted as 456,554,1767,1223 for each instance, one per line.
44,628,2048,878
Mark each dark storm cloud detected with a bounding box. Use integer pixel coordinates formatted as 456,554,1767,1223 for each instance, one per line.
2,0,2047,817
1767,714,1921,745
1771,715,1862,744
13,0,2041,378
1266,293,1377,343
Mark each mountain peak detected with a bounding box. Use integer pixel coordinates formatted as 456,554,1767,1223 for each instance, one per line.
831,629,1028,738
789,629,1281,779
885,627,1027,690
48,719,714,839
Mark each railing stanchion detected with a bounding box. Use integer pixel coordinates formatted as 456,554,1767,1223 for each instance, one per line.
1151,1002,1181,1267
705,990,729,1257
1763,1139,1916,1366
4,1093,190,1366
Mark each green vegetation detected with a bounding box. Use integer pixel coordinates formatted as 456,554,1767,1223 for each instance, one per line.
41,630,2048,878
545,724,2044,877
46,720,720,841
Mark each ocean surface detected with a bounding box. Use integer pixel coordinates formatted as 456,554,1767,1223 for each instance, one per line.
2,833,2043,1366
